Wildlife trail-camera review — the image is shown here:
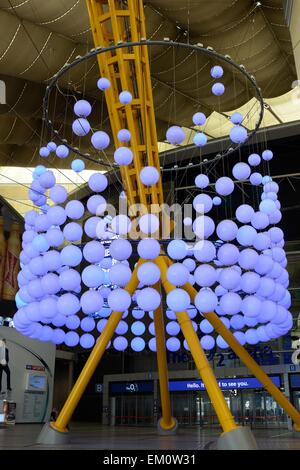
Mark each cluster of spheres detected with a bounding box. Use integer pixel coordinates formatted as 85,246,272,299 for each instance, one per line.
16,67,291,353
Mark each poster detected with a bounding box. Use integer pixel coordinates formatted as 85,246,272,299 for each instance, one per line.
0,326,55,423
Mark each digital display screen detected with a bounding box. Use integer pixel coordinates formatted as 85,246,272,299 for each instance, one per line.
27,374,47,391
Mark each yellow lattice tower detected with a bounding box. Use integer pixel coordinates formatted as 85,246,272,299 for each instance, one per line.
39,0,300,449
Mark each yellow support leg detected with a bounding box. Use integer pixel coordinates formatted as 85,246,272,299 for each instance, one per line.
153,282,177,433
155,256,239,434
51,260,142,433
181,277,300,432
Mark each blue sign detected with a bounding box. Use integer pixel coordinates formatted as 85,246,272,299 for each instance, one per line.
110,381,154,394
168,376,281,392
290,374,300,388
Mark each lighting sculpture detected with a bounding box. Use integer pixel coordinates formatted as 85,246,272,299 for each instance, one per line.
14,0,300,450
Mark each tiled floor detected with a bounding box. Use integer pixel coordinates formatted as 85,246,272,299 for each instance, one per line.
0,423,300,450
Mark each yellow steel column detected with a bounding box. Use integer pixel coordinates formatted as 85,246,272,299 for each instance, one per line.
51,261,142,433
153,282,176,431
181,277,300,432
156,256,239,434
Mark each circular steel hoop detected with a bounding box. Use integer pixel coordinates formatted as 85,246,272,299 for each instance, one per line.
43,39,264,171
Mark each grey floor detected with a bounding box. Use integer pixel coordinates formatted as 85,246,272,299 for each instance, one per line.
0,423,300,450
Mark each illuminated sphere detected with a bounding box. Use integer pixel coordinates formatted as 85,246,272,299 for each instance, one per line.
250,173,263,186
230,314,245,330
269,210,282,225
166,288,190,312
194,264,216,287
50,185,68,204
230,112,243,125
59,269,81,291
131,321,146,336
113,337,128,351
132,309,145,320
244,329,259,345
138,214,159,234
39,326,54,342
32,234,49,253
248,153,261,166
241,295,261,317
40,273,60,295
137,238,160,260
39,170,56,189
108,288,131,311
65,331,79,347
81,290,103,314
215,177,234,196
195,289,218,313
167,240,187,260
182,258,196,272
47,206,67,226
65,315,80,330
114,147,133,166
74,99,91,117
193,194,213,213
195,174,209,189
63,222,83,242
117,128,131,143
262,149,273,161
183,217,192,226
43,251,61,274
193,216,215,239
194,240,216,262
269,227,284,243
45,228,65,247
91,131,110,150
81,317,95,333
199,319,213,334
193,132,207,147
166,126,186,145
140,166,159,186
65,200,84,220
211,65,223,78
97,77,110,90
109,239,132,262
138,262,160,286
96,318,108,334
236,204,254,224
109,264,131,287
216,220,238,241
236,225,257,247
52,329,65,345
82,265,104,288
233,331,246,345
87,195,106,215
100,257,112,269
131,337,145,352
72,118,90,136
84,217,102,239
230,126,247,144
220,292,242,315
119,90,132,104
71,159,85,172
25,210,38,226
251,212,269,230
166,337,181,352
88,173,108,192
27,278,44,299
56,145,69,159
213,196,222,206
35,165,47,176
166,321,180,336
39,147,50,158
148,338,156,352
200,335,215,350
111,215,132,235
218,243,239,266
238,248,259,270
192,112,206,126
61,245,82,267
57,293,80,316
136,287,161,311
232,162,251,180
240,272,260,294
219,267,240,290
216,335,229,349
259,199,277,215
167,263,189,286
115,321,128,335
212,82,225,96
80,334,95,349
